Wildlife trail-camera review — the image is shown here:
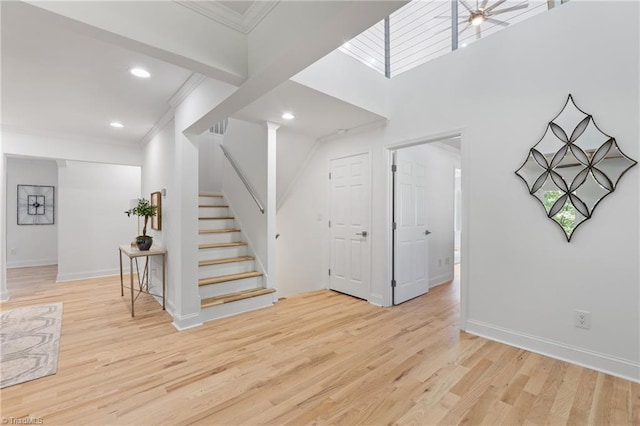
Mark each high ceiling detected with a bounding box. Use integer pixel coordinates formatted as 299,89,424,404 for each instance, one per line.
1,1,192,144
1,1,401,147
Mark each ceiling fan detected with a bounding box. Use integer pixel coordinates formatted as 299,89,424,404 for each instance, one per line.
439,1,530,40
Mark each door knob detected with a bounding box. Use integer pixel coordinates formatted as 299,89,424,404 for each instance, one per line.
425,230,432,235
356,231,368,237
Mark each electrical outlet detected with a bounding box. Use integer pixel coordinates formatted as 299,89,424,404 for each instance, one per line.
575,310,591,329
445,257,450,265
9,248,16,255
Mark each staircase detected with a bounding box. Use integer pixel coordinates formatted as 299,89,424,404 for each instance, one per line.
198,193,275,322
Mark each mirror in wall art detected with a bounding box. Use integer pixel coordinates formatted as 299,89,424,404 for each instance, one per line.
150,191,162,231
515,94,637,242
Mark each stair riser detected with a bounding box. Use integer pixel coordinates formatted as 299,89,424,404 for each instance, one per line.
198,246,247,261
199,207,229,217
199,293,275,323
198,197,225,207
198,232,240,245
198,261,256,279
199,276,263,299
199,219,236,230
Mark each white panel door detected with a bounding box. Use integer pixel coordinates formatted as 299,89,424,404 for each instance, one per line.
394,150,430,304
330,153,370,300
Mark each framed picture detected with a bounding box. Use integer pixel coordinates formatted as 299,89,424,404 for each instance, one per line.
151,191,162,231
17,185,55,225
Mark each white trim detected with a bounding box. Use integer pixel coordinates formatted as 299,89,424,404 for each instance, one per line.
384,129,467,313
7,258,58,269
429,273,454,289
175,1,279,34
171,311,203,331
56,268,128,283
466,319,640,383
140,73,205,146
168,73,207,109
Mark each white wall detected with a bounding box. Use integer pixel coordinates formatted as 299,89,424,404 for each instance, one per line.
141,119,174,309
222,118,268,271
57,161,141,282
198,131,223,193
6,157,58,268
276,130,316,210
292,50,390,118
280,1,639,380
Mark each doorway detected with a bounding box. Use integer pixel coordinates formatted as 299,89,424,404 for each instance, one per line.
329,153,371,300
391,138,461,305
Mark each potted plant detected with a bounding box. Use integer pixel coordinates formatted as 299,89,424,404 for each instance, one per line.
125,198,158,251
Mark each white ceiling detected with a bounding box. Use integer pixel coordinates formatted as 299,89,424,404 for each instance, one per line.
1,1,391,147
1,1,193,145
233,80,386,140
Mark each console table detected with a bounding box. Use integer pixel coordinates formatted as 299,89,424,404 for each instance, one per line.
118,244,166,317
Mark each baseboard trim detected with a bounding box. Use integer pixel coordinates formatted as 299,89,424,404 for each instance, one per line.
429,273,454,289
171,311,203,331
7,258,58,268
466,319,640,383
56,268,126,283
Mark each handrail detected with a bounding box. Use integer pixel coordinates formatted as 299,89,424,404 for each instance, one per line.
220,145,265,214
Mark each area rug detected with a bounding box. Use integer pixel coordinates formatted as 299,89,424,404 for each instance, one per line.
0,302,63,388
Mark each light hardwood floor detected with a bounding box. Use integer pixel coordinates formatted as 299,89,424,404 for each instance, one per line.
1,265,638,425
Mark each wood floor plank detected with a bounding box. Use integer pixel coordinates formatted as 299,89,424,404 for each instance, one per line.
0,265,637,425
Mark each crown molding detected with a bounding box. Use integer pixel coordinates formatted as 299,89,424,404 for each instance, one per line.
141,72,206,146
139,108,176,147
175,1,278,34
168,73,207,108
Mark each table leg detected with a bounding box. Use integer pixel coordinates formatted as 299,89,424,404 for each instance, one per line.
119,249,124,296
130,257,135,317
162,253,166,310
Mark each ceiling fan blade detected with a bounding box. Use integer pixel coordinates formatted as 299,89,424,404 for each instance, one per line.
480,0,490,8
486,17,509,26
484,0,507,13
490,3,529,16
475,26,481,40
459,23,472,34
459,0,475,14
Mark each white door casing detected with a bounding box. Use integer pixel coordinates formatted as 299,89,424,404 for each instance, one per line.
329,153,371,300
394,149,430,304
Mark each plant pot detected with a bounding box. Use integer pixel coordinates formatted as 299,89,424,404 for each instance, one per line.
136,235,153,251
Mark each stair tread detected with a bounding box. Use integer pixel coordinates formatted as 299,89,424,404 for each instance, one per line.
199,271,263,286
199,216,234,220
199,242,247,249
199,229,240,234
201,288,275,308
199,205,229,208
199,256,254,267
199,193,223,197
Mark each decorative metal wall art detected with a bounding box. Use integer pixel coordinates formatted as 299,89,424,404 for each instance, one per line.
515,95,637,242
17,185,55,225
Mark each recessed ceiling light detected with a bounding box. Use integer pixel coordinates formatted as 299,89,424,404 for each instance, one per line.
282,112,295,120
462,43,468,48
130,67,151,78
343,42,351,48
110,121,124,128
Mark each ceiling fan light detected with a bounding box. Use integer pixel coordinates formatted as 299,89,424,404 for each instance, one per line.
470,13,485,26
